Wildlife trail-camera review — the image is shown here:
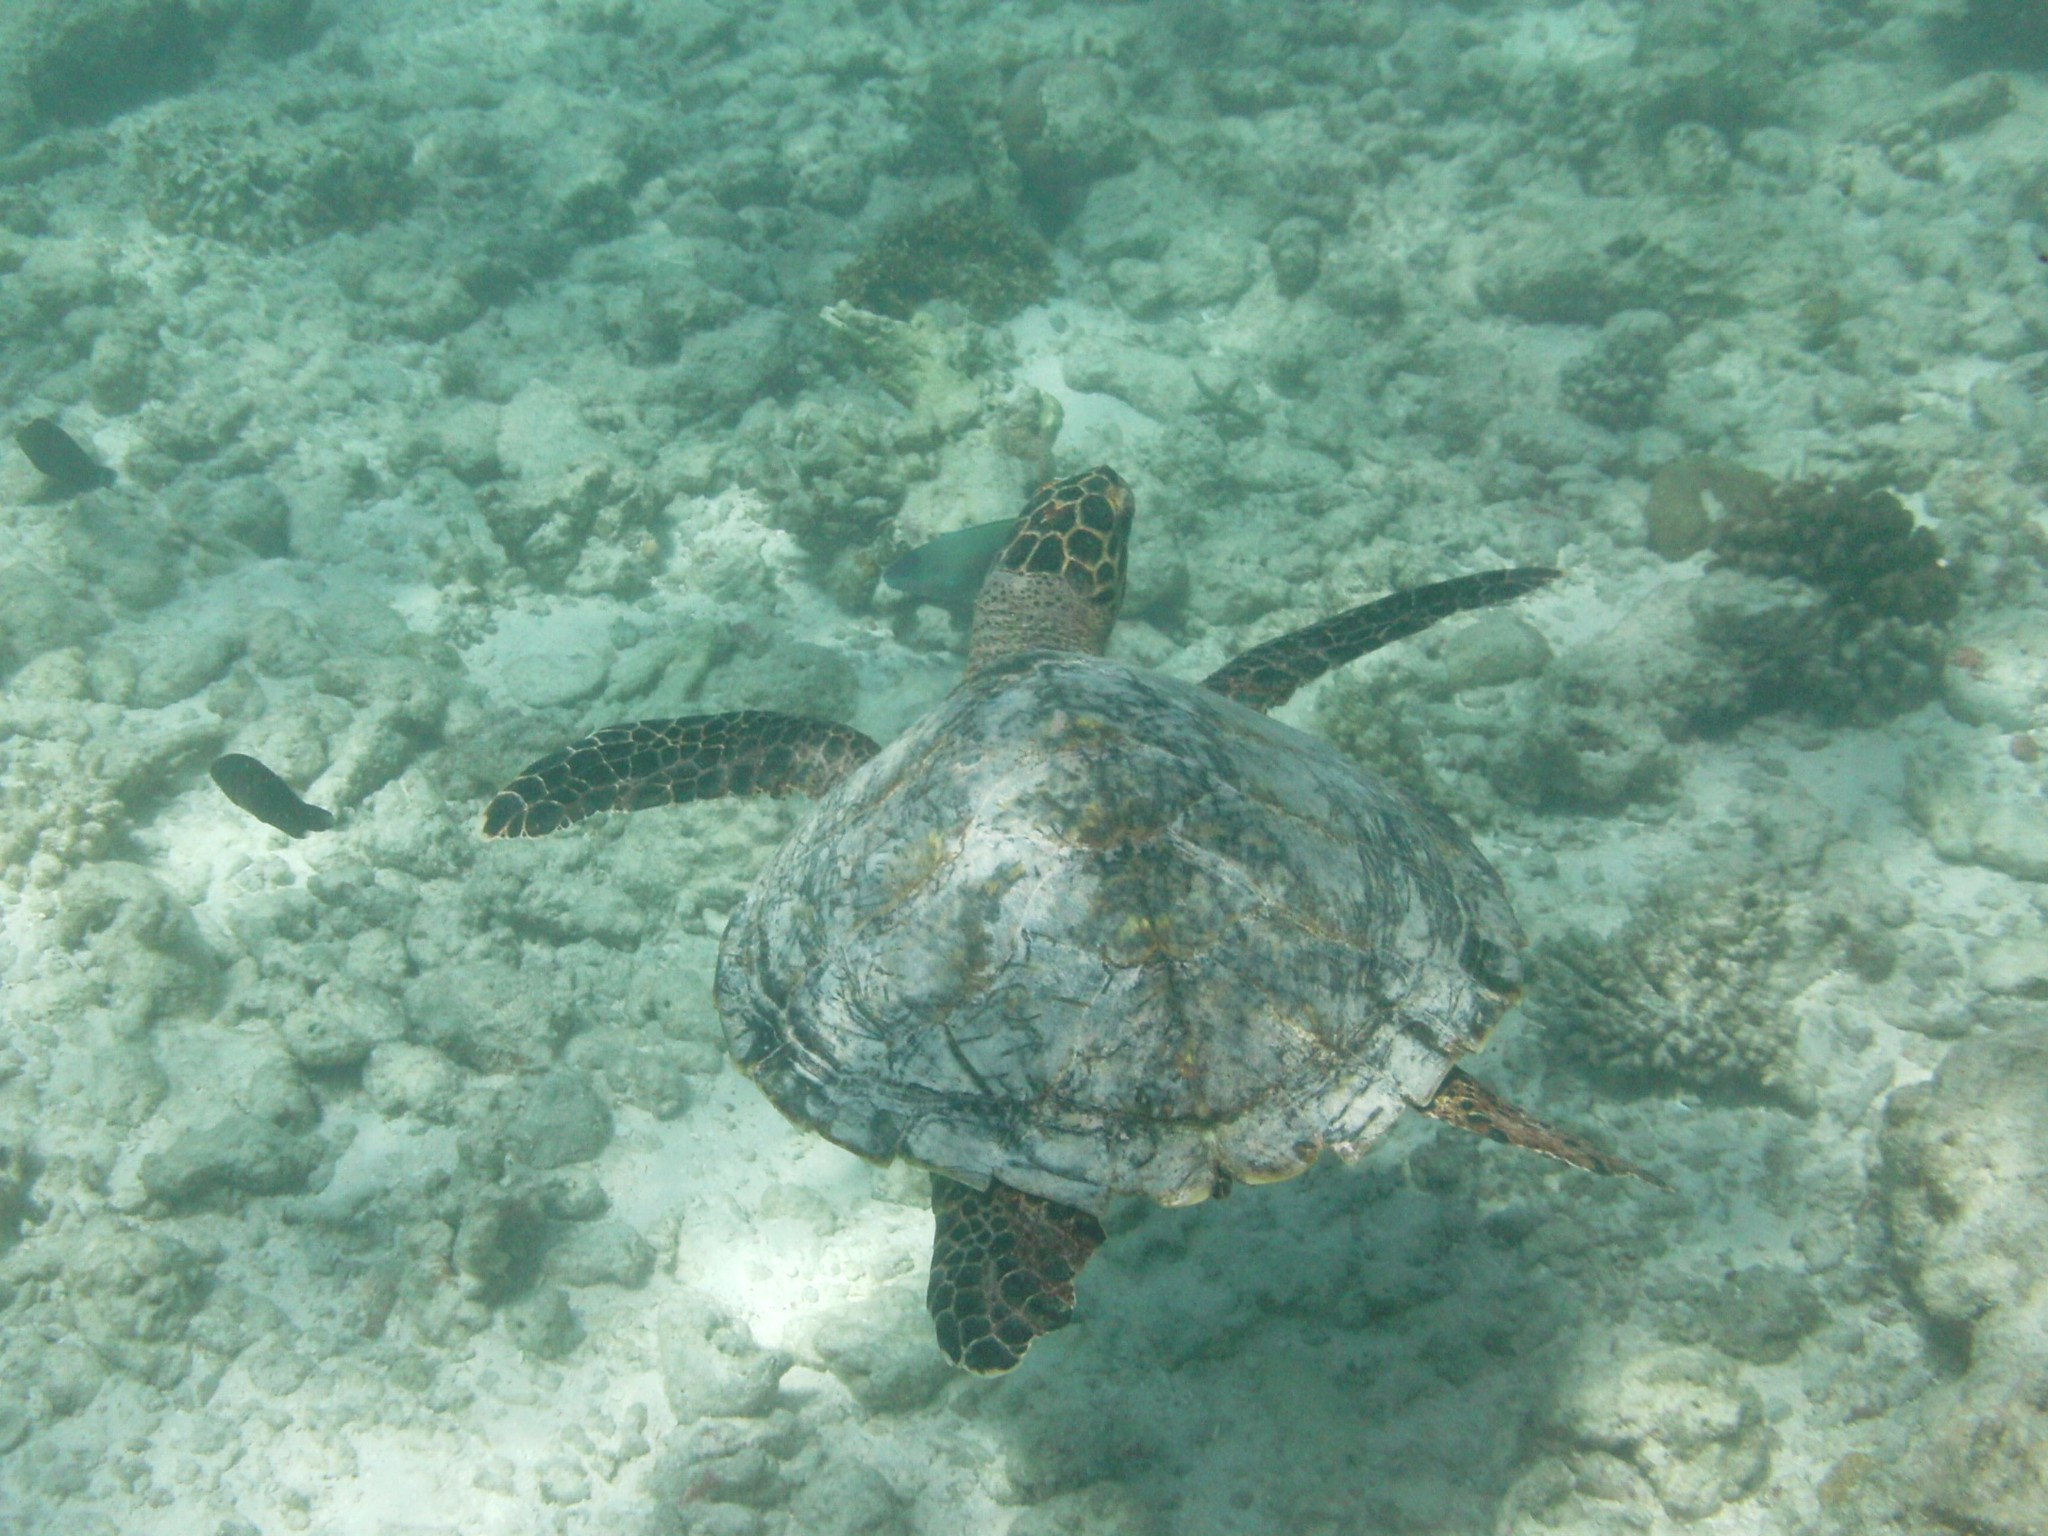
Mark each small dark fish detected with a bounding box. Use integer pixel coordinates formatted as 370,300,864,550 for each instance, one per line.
883,518,1013,609
210,754,335,838
14,417,114,494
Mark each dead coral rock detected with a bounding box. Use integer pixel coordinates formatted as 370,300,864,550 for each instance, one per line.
453,1188,547,1298
1002,58,1139,221
1560,309,1678,431
1881,1025,2048,1348
1265,216,1326,298
2,1220,213,1388
1490,587,1695,813
1883,1024,2048,1535
1873,71,2016,181
1538,1337,1774,1523
406,960,569,1074
1905,724,2048,883
0,1144,29,1249
1944,608,2048,731
1643,455,1773,560
0,562,111,680
1659,1263,1827,1364
808,1288,953,1414
138,1111,325,1207
52,860,219,1025
1917,1362,2048,1536
22,0,212,127
1480,215,1724,326
658,1292,792,1420
1496,687,1681,813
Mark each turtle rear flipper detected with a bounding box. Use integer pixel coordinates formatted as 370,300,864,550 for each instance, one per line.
482,711,880,838
928,1176,1106,1374
1422,1067,1665,1187
1203,567,1561,712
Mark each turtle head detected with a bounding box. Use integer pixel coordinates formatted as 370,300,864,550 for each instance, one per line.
967,466,1133,670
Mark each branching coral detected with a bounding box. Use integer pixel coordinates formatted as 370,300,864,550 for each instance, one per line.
1697,476,1959,726
1531,880,1810,1105
1709,478,1958,627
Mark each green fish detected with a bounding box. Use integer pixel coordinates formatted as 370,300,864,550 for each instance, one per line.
882,518,1013,610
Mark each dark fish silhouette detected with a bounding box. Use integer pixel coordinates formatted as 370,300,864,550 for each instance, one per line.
14,418,114,494
209,754,335,838
883,518,1012,609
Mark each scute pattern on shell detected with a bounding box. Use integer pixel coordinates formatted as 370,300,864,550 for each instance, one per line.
716,652,1526,1213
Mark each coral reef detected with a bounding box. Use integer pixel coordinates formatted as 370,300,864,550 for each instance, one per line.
1560,310,1679,431
1689,571,1943,730
1709,477,1957,628
1700,476,1958,726
832,195,1055,323
1530,876,1812,1104
136,98,414,251
4,0,2047,1528
1508,464,1961,812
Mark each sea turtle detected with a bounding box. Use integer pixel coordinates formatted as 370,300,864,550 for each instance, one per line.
484,467,1647,1374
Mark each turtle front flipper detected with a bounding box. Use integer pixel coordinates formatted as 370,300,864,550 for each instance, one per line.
1202,567,1561,712
482,711,881,838
927,1176,1106,1374
1422,1067,1665,1187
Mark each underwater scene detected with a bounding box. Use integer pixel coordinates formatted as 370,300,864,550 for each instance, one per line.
3,0,2048,1532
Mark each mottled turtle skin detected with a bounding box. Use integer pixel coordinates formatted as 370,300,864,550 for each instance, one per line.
486,466,1648,1375
715,648,1524,1215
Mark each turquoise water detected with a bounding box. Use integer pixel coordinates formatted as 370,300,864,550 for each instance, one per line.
2,2,2046,1532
